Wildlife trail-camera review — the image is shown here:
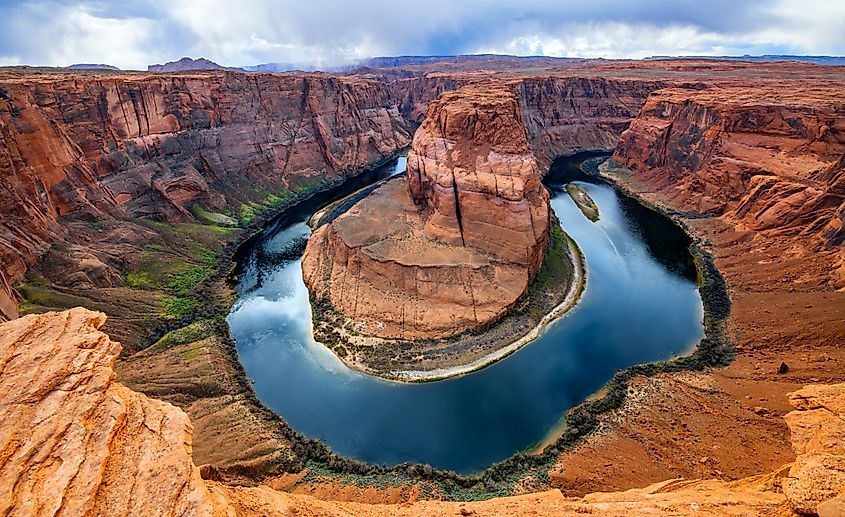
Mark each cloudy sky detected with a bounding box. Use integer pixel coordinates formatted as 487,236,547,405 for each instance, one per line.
0,0,843,69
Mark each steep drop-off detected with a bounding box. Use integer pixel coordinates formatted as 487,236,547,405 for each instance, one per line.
518,76,665,169
0,71,411,321
614,84,845,262
3,308,845,516
303,84,550,340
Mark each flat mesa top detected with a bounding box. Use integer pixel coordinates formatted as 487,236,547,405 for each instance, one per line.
332,179,493,268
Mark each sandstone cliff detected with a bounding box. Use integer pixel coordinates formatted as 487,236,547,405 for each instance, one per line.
2,308,844,516
0,308,233,516
406,85,550,268
0,71,411,321
614,84,845,266
302,85,549,339
518,76,665,169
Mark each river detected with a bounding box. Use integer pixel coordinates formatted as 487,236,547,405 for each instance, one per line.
227,153,704,474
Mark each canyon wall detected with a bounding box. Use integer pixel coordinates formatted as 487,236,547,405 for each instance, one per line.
614,84,845,255
608,77,845,235
303,84,550,339
518,77,665,169
0,71,412,320
2,308,843,516
384,74,664,165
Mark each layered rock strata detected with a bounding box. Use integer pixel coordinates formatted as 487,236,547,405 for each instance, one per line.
303,85,550,339
0,71,411,320
518,76,665,169
2,308,843,516
614,84,845,283
0,308,232,516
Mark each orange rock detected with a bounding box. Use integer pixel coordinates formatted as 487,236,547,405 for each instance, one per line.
783,383,845,514
0,71,412,320
303,85,549,339
614,84,845,250
3,308,844,516
0,308,233,516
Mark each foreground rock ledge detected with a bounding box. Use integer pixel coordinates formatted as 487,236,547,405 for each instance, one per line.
2,308,845,515
302,84,549,340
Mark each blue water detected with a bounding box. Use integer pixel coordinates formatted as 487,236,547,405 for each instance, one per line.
228,156,704,474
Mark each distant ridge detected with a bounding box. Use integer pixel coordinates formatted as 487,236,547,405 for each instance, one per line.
147,57,244,72
144,54,845,75
646,54,845,66
68,63,120,71
247,54,592,73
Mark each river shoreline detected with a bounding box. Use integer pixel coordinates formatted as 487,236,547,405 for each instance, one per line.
220,152,729,493
386,233,585,382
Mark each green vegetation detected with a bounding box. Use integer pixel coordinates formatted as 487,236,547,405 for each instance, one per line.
529,216,569,296
162,295,200,319
237,180,334,225
148,319,215,352
191,205,238,226
17,282,110,315
122,222,227,321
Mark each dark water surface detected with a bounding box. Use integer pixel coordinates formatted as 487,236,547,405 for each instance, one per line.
228,154,704,474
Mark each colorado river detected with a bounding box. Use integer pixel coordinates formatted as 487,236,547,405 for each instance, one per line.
228,154,704,474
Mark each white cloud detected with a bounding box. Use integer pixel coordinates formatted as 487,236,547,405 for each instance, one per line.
1,3,160,69
0,0,842,69
0,56,21,66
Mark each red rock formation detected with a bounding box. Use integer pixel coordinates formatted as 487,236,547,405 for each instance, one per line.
0,71,411,320
613,83,845,285
518,77,665,169
407,85,549,267
303,85,550,339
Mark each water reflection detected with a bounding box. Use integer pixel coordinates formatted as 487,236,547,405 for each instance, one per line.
228,155,704,473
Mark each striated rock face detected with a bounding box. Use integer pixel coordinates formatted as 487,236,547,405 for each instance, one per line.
0,308,232,516
518,77,665,170
0,71,411,320
614,84,845,250
387,74,468,122
406,85,549,268
303,85,549,339
783,383,845,515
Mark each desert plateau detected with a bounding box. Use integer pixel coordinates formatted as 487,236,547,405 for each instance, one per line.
1,2,844,515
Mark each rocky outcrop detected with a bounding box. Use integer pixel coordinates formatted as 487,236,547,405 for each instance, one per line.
614,84,845,251
0,71,412,320
783,383,845,515
3,308,844,516
303,85,549,339
0,308,233,516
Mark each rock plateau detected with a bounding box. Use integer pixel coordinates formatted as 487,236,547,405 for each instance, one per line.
303,85,549,339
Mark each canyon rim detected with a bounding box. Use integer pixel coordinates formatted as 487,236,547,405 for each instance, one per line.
0,5,844,514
